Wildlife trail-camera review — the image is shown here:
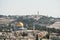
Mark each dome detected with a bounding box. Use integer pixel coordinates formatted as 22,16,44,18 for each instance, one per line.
17,22,23,27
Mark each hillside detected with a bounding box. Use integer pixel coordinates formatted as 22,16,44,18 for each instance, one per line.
0,15,60,33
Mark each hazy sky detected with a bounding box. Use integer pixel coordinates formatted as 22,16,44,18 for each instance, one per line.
0,0,60,17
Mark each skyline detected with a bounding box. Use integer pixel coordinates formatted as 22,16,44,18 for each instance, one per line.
0,0,60,17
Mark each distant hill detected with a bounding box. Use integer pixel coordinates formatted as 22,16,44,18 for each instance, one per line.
0,15,60,30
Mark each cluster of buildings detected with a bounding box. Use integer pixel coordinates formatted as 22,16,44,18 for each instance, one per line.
0,15,60,40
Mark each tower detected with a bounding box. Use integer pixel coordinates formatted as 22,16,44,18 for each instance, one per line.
37,11,39,16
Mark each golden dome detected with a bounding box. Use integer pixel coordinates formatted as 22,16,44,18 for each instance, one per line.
17,22,23,27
